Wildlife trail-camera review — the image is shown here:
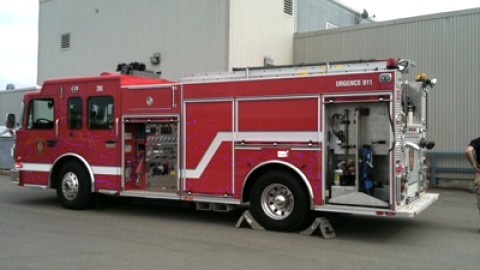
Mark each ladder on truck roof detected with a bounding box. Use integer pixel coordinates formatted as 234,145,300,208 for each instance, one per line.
180,58,403,83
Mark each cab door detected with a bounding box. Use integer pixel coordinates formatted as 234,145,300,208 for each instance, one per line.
16,95,58,186
84,82,122,191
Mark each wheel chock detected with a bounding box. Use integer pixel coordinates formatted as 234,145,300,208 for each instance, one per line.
235,210,265,230
301,217,336,239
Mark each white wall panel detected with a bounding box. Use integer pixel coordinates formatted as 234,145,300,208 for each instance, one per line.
38,0,229,82
229,0,294,69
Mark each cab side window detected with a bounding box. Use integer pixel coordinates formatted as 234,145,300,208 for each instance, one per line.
26,99,54,129
88,96,113,130
68,97,82,130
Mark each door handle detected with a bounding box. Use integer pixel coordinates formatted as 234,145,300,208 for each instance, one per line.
47,139,57,147
105,139,116,149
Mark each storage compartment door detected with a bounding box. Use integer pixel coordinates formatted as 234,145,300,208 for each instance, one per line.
184,101,233,195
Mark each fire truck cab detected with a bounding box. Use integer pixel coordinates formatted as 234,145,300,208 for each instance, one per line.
11,59,438,231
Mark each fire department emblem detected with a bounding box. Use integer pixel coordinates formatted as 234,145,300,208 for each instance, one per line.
35,139,46,156
146,96,154,106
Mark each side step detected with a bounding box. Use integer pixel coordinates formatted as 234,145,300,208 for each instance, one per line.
235,210,336,239
195,202,237,212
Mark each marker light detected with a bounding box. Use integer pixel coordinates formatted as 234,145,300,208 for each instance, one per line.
387,58,414,73
416,73,438,88
415,73,426,81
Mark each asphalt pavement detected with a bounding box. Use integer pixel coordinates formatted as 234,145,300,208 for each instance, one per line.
1,173,479,270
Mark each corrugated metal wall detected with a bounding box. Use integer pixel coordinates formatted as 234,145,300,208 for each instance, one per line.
294,8,480,177
296,0,363,32
38,0,230,82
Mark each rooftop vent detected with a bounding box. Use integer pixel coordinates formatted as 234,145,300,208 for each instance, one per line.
284,0,293,16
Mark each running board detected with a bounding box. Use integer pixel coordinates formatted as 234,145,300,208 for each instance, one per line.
329,191,389,208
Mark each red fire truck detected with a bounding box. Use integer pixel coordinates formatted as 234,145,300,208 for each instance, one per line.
9,58,438,231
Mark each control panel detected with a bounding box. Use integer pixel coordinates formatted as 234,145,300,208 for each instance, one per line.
145,122,178,191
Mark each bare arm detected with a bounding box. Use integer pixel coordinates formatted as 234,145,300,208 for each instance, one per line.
465,145,480,172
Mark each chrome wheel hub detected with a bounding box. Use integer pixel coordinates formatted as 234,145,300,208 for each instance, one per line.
61,172,79,201
261,183,294,220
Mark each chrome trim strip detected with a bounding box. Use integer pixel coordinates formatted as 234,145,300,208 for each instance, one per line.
234,147,262,151
122,114,180,120
236,131,319,142
172,86,176,108
322,91,392,102
91,166,121,175
98,189,119,195
291,147,322,151
184,98,235,103
181,195,241,205
123,83,179,90
120,190,181,200
236,95,320,102
232,100,236,194
115,117,120,138
23,184,49,190
20,163,52,172
55,119,59,139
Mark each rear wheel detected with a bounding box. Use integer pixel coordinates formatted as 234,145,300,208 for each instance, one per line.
250,170,310,231
56,161,93,210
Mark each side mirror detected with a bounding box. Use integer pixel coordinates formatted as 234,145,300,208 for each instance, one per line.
6,113,16,129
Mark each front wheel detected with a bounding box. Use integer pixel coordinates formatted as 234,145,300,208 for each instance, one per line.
56,161,93,210
250,171,310,231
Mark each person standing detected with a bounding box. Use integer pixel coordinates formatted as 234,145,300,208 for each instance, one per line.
465,137,480,216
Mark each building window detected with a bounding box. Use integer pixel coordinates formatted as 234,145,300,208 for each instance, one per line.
88,96,114,130
61,33,71,49
284,0,293,16
26,99,54,130
68,97,82,130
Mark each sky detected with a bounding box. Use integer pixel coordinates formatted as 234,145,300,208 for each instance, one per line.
0,0,479,90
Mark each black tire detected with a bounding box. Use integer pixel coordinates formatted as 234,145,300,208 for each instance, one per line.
56,161,93,210
250,170,310,231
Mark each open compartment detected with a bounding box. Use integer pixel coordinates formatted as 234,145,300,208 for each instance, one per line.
123,117,179,193
324,96,393,208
